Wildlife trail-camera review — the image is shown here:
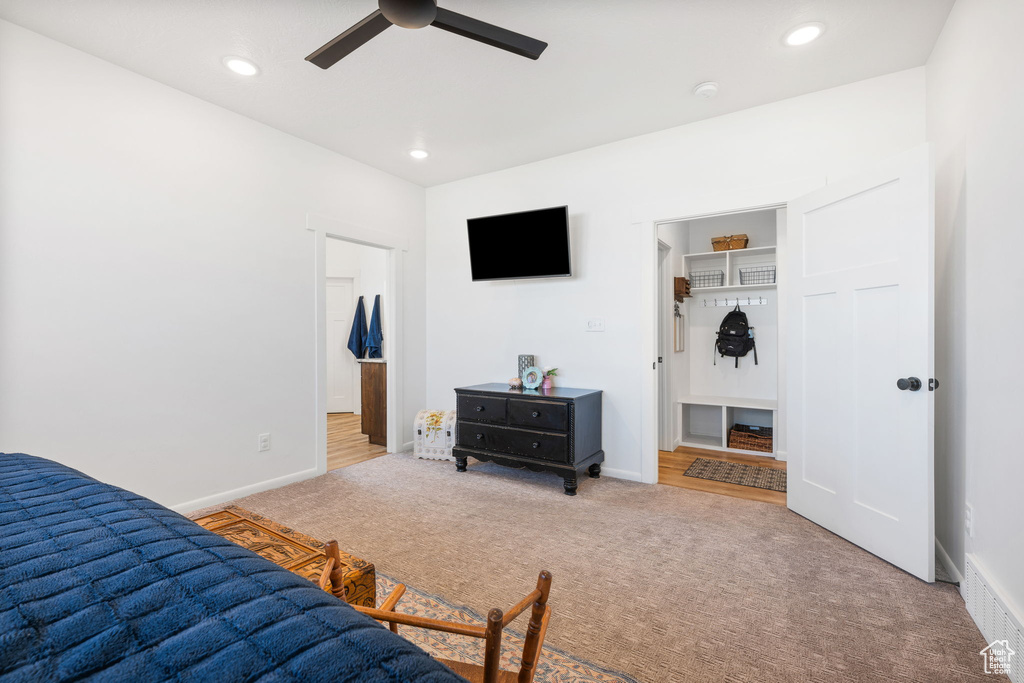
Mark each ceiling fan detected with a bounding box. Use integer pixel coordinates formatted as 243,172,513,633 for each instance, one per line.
306,0,548,69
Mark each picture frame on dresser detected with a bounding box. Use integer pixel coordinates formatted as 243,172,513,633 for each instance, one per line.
452,383,603,495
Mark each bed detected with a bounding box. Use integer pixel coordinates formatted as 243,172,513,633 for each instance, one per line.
0,453,465,682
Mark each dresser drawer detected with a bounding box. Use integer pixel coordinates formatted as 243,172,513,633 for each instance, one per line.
457,394,507,424
508,399,569,432
457,423,568,463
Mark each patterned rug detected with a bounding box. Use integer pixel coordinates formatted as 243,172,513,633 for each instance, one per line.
683,457,787,492
377,574,638,683
188,506,636,682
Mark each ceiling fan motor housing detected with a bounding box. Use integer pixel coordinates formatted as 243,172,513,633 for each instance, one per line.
379,0,437,28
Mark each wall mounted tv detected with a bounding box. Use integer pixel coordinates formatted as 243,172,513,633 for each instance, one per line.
467,206,571,281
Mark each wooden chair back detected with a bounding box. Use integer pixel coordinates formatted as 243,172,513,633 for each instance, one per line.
352,567,553,683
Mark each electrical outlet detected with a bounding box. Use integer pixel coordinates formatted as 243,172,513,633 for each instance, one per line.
586,318,605,332
258,433,271,452
965,503,973,537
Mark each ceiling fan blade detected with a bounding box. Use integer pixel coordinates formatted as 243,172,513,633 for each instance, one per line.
431,8,547,60
306,10,392,69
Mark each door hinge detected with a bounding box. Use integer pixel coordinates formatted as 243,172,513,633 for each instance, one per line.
929,378,940,391
658,356,663,363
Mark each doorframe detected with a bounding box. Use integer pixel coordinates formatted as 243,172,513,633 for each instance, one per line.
657,239,673,451
325,274,361,415
308,213,409,476
636,178,823,484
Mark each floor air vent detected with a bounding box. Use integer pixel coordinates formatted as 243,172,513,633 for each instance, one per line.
964,555,1023,682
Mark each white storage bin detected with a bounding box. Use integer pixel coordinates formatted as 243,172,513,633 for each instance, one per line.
413,409,456,461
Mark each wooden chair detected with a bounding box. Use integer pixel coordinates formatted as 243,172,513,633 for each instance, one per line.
320,543,552,683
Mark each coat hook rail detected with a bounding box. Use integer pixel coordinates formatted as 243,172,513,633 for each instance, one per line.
700,296,768,307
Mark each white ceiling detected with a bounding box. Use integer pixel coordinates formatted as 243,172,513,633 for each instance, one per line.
0,0,954,187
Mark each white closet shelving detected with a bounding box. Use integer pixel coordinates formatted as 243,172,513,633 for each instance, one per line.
667,209,783,458
684,246,777,293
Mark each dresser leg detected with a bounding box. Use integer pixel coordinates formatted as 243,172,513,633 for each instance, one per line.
455,457,468,472
562,475,578,496
588,463,601,479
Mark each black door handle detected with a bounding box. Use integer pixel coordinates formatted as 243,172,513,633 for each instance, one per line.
896,377,922,391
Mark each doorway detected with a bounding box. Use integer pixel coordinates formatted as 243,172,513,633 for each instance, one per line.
640,145,936,581
654,208,786,505
324,235,390,471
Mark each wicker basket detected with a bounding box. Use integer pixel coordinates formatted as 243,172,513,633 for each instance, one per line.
728,424,773,453
711,234,749,251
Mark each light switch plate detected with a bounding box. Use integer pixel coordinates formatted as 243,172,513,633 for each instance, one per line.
586,318,605,332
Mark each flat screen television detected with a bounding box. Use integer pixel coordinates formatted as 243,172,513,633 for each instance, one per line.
467,206,571,281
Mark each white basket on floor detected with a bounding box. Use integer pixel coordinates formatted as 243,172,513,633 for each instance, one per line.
413,410,456,461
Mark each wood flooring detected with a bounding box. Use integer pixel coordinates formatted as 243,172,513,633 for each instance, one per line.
658,446,787,506
327,413,387,472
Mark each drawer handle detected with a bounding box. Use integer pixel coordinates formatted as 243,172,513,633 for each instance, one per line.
531,411,540,418
476,434,484,440
532,442,540,449
475,406,485,412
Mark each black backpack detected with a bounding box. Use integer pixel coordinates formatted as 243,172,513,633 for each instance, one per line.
715,305,757,367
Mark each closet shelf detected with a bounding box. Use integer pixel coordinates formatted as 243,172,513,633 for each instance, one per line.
684,245,776,259
689,283,776,293
678,395,778,411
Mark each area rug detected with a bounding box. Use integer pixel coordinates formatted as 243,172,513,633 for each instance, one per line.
187,506,636,683
377,574,638,683
683,457,787,492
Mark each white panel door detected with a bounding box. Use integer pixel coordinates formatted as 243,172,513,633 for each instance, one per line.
786,145,934,581
326,279,357,413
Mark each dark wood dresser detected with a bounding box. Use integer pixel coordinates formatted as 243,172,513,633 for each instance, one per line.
453,383,603,495
360,361,386,446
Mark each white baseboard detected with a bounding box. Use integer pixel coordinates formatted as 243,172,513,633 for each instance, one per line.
171,467,320,514
398,441,414,454
935,538,965,585
602,467,642,482
964,554,1023,682
774,450,788,462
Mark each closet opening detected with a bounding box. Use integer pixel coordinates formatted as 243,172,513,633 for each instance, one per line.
654,206,787,505
324,235,390,472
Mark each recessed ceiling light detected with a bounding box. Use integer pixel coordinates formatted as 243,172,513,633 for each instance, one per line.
408,149,429,160
223,56,260,76
692,81,719,99
784,22,825,46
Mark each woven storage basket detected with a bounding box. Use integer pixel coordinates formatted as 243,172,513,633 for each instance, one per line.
711,234,749,251
728,424,773,453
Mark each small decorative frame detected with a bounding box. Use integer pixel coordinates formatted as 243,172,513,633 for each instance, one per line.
521,366,543,389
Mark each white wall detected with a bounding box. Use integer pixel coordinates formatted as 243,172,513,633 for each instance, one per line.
927,0,1024,617
0,20,425,510
425,68,927,479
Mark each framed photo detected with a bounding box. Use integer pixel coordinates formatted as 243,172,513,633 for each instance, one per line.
521,366,543,389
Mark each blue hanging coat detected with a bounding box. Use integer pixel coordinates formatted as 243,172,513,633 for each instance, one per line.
366,295,383,359
347,296,367,360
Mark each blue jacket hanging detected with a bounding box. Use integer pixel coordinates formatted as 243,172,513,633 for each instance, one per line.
347,296,367,360
366,294,383,359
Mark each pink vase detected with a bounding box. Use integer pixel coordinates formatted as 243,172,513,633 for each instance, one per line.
542,376,553,390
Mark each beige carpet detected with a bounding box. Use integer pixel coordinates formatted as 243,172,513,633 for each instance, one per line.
197,454,1000,682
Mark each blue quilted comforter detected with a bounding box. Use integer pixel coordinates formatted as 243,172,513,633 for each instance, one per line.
0,453,464,682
